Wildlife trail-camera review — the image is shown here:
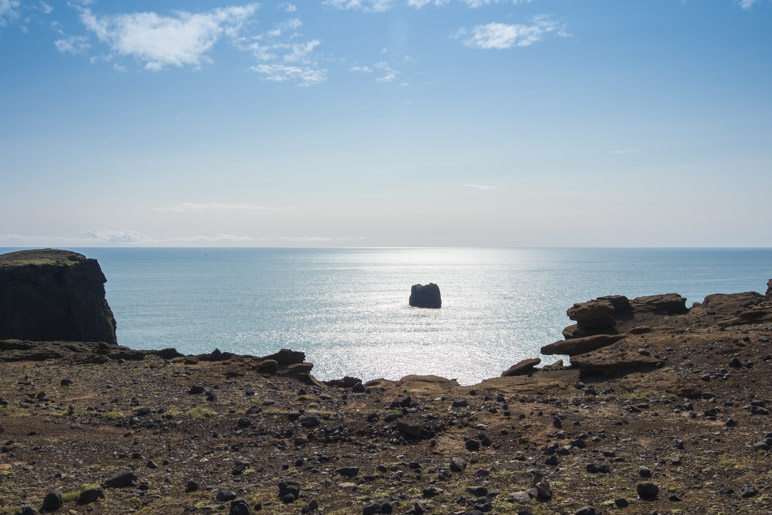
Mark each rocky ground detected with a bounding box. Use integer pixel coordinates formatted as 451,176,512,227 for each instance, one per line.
1,287,771,514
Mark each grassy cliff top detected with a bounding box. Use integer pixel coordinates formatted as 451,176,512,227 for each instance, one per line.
0,248,86,268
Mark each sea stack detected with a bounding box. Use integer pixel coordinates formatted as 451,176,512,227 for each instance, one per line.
409,283,442,309
0,248,117,344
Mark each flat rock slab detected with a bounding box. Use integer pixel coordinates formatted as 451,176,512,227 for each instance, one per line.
541,334,627,356
501,358,541,376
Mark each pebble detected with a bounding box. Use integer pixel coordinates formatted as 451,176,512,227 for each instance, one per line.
466,486,487,497
216,488,237,502
422,486,442,498
639,466,652,478
740,485,758,498
575,508,601,515
336,467,359,478
465,439,480,451
450,457,467,472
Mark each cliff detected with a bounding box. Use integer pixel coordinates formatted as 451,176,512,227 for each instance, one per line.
0,249,117,345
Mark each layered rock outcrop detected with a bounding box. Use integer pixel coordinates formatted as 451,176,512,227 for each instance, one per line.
409,283,442,309
0,249,117,345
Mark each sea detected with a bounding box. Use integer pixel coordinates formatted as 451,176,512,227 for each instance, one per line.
3,247,770,385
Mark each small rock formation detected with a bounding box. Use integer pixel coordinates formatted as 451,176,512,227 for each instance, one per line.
562,295,632,339
766,278,771,296
541,334,627,357
0,249,117,345
409,283,441,309
501,358,541,376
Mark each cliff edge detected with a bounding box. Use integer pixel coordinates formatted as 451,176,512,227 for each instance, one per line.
0,249,117,345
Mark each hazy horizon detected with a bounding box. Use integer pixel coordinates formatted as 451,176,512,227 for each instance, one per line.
2,1,771,248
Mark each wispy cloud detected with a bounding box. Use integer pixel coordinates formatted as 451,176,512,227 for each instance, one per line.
251,63,326,86
170,234,253,243
267,236,370,242
77,4,258,71
83,229,151,244
154,202,286,213
235,15,327,86
0,0,21,28
407,0,449,8
462,0,531,7
323,0,394,13
457,16,568,50
279,3,297,13
609,149,640,155
350,55,414,83
739,0,761,9
54,35,90,55
465,184,497,190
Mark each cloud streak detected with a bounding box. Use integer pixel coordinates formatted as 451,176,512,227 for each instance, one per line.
465,184,497,190
154,202,287,213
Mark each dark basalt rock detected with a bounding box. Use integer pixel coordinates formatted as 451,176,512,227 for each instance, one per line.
104,471,137,488
409,283,441,309
0,249,117,345
42,490,63,512
77,488,104,505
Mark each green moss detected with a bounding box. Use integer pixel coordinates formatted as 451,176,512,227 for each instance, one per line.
102,411,125,420
189,407,216,419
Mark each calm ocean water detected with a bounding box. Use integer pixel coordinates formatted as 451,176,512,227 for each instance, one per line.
3,247,770,384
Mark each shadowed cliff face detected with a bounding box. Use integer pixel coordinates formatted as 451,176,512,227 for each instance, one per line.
0,249,117,345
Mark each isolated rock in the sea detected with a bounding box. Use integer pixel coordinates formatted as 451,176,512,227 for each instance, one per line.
767,279,772,296
409,283,442,309
501,358,541,377
0,249,117,345
541,334,627,356
629,293,688,314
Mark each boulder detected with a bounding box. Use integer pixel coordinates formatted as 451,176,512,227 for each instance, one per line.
629,293,688,315
0,249,117,344
409,283,442,309
501,358,541,377
541,334,627,356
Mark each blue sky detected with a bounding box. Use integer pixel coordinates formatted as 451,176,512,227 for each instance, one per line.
1,0,771,247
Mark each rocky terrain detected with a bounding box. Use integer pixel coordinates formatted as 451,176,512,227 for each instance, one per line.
0,250,770,514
